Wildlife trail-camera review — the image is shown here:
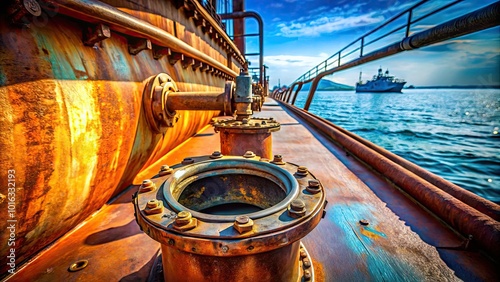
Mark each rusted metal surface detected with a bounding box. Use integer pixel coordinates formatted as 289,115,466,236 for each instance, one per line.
0,1,229,275
276,100,500,261
38,0,241,77
9,101,498,281
214,117,280,160
134,155,326,281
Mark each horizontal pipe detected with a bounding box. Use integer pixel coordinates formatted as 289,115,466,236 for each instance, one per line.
277,100,500,260
300,1,499,110
43,0,239,77
166,91,226,111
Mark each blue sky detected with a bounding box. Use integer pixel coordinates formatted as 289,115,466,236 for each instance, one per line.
238,0,500,87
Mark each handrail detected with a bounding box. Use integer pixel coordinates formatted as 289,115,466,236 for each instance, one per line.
42,0,241,77
291,1,500,110
293,0,467,83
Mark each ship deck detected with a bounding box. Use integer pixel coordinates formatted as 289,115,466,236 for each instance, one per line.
10,99,498,281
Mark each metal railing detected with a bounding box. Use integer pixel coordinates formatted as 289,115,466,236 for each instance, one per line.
276,1,499,110
294,0,463,83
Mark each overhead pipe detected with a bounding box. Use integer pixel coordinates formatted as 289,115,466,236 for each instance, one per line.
303,1,500,111
220,11,264,84
42,0,240,77
277,101,500,260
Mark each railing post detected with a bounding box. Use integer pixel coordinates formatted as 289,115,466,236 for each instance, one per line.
338,52,341,67
406,9,413,37
360,37,364,57
291,82,303,105
286,83,297,103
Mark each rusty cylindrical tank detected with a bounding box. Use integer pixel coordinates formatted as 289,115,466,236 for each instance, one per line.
134,154,326,282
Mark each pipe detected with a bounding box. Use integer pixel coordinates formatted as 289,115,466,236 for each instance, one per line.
42,0,239,77
220,11,264,84
277,100,500,260
302,1,500,111
166,91,227,112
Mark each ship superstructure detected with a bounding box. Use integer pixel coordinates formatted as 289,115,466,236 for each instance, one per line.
356,68,406,92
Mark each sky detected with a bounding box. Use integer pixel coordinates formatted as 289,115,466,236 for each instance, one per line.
233,0,500,88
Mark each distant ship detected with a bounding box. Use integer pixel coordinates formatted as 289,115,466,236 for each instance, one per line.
356,68,406,92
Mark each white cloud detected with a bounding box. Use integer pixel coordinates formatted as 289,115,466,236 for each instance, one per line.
277,12,384,37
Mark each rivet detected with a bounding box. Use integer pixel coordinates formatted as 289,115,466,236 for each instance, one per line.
242,118,249,124
243,151,256,158
359,219,369,226
221,245,229,253
210,151,223,159
159,165,173,176
300,250,307,259
182,157,195,165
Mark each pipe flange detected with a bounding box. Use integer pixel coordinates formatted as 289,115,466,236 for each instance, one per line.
223,81,234,115
143,73,178,133
134,155,326,255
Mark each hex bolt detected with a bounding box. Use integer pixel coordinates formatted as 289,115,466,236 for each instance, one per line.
173,211,198,231
296,166,308,176
291,199,305,211
304,270,312,281
303,258,311,269
234,215,254,234
236,215,249,224
159,165,173,176
243,151,256,158
210,151,223,159
139,179,156,193
143,199,163,215
306,179,322,194
288,199,306,218
176,211,192,226
147,199,159,209
271,154,285,165
182,157,195,165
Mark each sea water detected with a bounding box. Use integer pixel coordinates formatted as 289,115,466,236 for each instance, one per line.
293,89,500,203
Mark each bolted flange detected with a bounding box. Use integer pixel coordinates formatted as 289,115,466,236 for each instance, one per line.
143,73,178,133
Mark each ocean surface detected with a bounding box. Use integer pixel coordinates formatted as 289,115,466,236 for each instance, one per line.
293,88,500,203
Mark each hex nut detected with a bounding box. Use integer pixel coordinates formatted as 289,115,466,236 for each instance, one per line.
174,211,197,231
296,166,308,176
144,200,163,215
139,179,156,193
173,218,198,231
210,151,223,159
234,216,254,234
159,165,173,176
288,199,306,218
271,154,285,165
306,179,322,194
